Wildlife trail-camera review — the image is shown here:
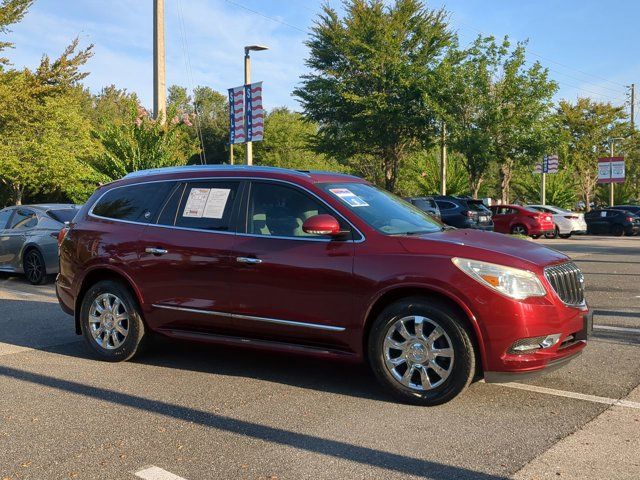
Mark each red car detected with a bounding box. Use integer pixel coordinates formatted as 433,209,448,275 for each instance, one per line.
489,204,555,238
56,166,591,406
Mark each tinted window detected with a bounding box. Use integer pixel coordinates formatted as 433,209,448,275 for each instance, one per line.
248,182,332,237
93,182,175,223
10,209,37,229
464,200,490,213
435,200,456,211
48,209,77,223
174,181,239,231
413,199,436,211
585,211,599,219
0,210,12,229
156,183,186,226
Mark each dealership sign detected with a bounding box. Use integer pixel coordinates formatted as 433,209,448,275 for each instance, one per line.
597,157,625,183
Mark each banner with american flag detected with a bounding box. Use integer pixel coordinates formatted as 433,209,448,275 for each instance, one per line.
245,81,264,142
228,86,245,144
534,154,559,174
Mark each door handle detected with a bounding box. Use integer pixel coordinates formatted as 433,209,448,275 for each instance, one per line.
236,256,262,264
145,247,168,256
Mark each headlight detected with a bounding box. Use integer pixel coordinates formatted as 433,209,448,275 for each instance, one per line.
452,257,546,300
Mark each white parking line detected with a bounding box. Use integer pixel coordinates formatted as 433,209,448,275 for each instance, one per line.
135,466,187,480
0,288,35,297
594,325,640,334
499,383,640,409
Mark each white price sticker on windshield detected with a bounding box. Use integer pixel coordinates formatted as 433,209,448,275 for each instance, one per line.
329,188,369,207
183,188,231,219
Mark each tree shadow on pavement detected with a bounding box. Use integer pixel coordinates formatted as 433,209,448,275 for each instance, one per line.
0,364,508,480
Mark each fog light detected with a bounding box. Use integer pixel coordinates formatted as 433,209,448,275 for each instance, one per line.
509,334,561,354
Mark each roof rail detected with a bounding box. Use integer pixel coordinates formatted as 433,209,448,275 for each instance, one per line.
123,164,312,179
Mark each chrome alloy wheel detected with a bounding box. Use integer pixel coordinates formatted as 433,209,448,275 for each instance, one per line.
89,293,129,350
383,315,454,391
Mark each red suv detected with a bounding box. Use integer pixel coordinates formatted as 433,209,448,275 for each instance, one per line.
56,166,591,405
489,204,555,238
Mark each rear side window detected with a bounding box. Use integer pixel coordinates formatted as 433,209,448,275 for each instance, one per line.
10,209,38,229
0,210,12,229
92,182,175,223
435,200,456,211
48,209,77,223
173,181,240,231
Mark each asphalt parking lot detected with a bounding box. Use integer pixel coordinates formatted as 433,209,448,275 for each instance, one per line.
1,236,639,480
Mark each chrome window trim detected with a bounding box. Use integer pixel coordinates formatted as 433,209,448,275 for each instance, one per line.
87,176,366,243
152,303,346,332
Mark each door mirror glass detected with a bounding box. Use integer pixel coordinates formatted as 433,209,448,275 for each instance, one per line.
302,214,341,236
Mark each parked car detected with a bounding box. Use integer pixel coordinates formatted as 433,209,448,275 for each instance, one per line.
526,205,588,239
404,196,441,219
610,205,640,216
0,204,79,284
584,209,640,236
56,166,591,406
432,195,493,230
489,205,555,238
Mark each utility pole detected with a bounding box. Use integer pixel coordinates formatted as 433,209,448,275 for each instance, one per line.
440,121,447,195
610,142,615,207
631,83,635,131
153,0,166,122
541,172,546,205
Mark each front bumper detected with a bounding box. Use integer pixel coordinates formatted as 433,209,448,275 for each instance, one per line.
484,310,592,382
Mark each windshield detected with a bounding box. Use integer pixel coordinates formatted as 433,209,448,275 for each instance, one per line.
48,208,77,223
320,183,443,235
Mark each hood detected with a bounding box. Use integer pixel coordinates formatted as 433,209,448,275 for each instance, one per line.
398,229,568,270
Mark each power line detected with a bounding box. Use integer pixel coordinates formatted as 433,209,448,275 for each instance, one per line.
223,0,307,33
175,0,207,164
450,15,628,92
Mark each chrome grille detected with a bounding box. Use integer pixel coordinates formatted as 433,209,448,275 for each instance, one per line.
544,262,585,306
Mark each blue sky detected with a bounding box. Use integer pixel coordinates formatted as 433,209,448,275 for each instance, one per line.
5,0,638,115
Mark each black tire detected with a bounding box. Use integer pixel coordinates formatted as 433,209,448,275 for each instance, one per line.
611,224,624,237
531,235,540,239
79,280,146,362
23,249,46,285
545,227,559,239
368,297,476,406
559,233,572,239
510,224,528,236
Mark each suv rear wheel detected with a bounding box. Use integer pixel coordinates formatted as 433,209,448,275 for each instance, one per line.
79,280,146,362
368,297,476,406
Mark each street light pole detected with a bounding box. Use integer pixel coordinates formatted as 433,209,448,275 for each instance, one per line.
610,142,615,207
243,45,268,166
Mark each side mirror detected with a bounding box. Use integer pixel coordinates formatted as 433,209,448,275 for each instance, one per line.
302,214,342,236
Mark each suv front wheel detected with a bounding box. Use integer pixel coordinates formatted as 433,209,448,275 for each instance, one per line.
368,297,476,406
80,280,146,362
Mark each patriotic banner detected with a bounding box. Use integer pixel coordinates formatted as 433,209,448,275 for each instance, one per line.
534,154,559,174
597,157,625,184
228,86,245,144
245,81,264,142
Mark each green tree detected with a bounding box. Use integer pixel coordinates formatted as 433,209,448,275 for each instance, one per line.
0,39,98,205
254,107,343,171
0,0,32,66
90,104,199,181
168,85,230,164
556,98,629,210
294,0,454,192
396,149,469,197
444,36,557,201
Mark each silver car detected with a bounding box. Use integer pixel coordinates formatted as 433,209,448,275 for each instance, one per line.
0,204,79,284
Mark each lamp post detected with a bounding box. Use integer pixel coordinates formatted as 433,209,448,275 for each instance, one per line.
244,44,268,165
609,137,624,207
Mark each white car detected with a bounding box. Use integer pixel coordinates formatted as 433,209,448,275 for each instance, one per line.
527,205,588,239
